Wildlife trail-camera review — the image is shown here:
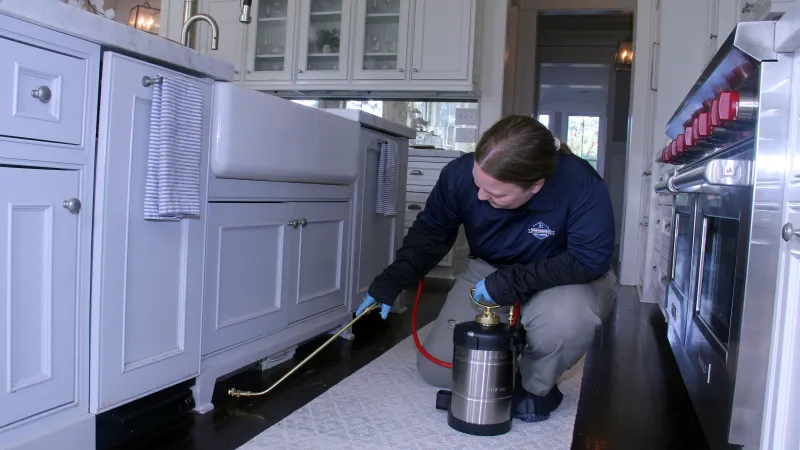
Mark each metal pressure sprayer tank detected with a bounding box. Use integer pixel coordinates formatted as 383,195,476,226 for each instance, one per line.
435,289,521,436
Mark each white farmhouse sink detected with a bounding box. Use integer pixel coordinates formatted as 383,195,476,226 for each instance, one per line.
210,83,360,185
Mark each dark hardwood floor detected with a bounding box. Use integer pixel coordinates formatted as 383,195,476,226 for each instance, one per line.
101,279,709,450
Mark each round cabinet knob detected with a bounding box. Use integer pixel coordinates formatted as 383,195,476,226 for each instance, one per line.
782,222,800,242
298,218,308,227
298,69,303,73
413,68,418,72
62,198,81,214
287,219,298,228
398,68,404,72
234,70,240,74
31,86,52,103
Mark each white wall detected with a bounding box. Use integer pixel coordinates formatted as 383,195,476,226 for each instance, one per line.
477,0,510,135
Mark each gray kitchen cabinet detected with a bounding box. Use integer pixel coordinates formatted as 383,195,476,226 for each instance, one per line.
288,201,351,322
350,134,403,310
202,202,294,356
0,167,81,428
201,200,349,354
89,52,212,413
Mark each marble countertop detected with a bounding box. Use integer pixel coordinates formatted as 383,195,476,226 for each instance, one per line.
0,0,234,81
324,109,417,139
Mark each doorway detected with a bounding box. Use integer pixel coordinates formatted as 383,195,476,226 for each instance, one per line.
533,11,634,262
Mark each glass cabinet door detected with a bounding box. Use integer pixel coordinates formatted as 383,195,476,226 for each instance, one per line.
244,0,298,81
352,0,411,80
296,0,352,80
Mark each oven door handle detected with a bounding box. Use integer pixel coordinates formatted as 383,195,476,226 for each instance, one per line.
668,159,754,194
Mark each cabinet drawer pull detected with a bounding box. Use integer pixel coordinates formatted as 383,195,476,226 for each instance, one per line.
410,170,423,175
62,198,81,214
142,76,163,87
31,86,52,103
407,204,422,211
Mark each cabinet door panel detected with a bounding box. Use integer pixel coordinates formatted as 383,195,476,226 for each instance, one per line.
290,201,349,322
296,0,353,81
0,167,80,427
410,0,473,80
202,203,293,355
355,148,397,301
351,0,411,80
244,0,299,82
90,53,210,413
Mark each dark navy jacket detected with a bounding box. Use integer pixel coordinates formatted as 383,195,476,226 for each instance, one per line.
368,152,616,306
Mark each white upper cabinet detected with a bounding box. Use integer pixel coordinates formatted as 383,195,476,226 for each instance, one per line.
297,0,353,81
193,0,480,91
244,0,299,82
411,0,474,80
351,0,411,80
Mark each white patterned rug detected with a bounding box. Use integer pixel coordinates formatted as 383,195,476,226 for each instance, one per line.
239,324,585,450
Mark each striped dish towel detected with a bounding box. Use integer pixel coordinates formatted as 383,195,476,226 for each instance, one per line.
376,139,398,216
144,73,204,221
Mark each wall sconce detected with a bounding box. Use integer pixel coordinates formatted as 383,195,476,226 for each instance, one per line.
128,1,160,34
614,39,633,70
615,13,634,71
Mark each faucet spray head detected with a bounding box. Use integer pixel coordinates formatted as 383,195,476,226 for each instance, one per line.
239,0,253,23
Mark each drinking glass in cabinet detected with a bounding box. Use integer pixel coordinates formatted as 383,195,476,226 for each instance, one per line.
255,0,289,72
361,0,400,71
260,0,288,18
366,0,399,14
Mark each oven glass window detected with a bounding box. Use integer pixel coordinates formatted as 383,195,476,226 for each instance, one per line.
672,212,693,296
697,216,739,347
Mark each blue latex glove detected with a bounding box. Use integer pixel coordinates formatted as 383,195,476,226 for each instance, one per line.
474,279,496,304
356,294,391,319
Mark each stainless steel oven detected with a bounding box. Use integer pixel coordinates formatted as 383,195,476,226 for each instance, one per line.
655,21,790,450
666,190,697,345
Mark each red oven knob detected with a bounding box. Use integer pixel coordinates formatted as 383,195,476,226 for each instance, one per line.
696,112,712,139
676,134,686,157
718,91,740,122
662,144,671,163
684,126,694,147
710,99,722,127
669,139,678,159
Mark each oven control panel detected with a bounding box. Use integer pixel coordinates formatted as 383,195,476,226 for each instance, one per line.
658,90,757,166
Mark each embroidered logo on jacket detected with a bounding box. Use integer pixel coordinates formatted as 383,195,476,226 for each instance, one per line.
528,222,555,240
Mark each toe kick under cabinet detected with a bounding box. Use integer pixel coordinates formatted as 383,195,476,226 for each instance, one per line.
201,201,351,356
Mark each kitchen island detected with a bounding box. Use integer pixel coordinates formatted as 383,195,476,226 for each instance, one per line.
0,1,412,448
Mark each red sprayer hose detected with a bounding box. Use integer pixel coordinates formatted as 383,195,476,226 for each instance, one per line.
410,278,521,369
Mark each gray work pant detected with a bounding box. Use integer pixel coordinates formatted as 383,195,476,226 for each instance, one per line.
417,258,617,395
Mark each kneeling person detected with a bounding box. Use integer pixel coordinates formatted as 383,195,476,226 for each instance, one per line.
357,115,618,422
